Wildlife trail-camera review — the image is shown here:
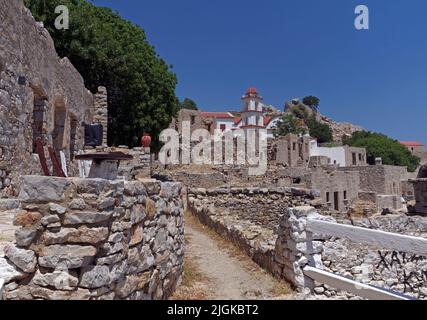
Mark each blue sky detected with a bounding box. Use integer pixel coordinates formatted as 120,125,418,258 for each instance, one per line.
92,0,427,144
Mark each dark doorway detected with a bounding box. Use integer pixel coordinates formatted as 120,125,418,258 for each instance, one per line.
53,101,66,154
334,192,339,211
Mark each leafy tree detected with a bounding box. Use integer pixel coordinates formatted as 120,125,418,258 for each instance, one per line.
303,96,320,110
179,98,198,111
288,104,310,120
343,131,420,172
25,0,179,150
306,116,333,144
274,115,306,137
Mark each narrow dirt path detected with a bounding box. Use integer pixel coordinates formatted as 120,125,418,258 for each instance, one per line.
173,213,296,300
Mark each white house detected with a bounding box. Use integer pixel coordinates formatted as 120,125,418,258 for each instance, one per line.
201,112,235,132
309,140,367,167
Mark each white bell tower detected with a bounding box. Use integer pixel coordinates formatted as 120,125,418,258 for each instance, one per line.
241,87,264,129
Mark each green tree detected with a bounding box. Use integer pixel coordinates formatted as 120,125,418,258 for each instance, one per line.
303,96,320,110
179,98,198,111
25,0,179,150
343,131,420,172
306,116,333,144
274,115,306,137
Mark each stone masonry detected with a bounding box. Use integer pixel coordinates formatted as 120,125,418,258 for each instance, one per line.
93,87,108,147
0,176,185,300
0,0,100,197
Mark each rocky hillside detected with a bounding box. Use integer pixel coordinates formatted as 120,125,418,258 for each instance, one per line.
284,99,364,142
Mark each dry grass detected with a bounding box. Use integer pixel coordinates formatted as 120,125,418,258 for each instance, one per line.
184,210,248,259
170,233,211,300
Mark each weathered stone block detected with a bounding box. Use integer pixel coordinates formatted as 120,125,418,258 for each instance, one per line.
19,176,71,203
42,226,109,245
79,265,111,289
15,228,37,247
32,270,79,291
49,203,67,215
29,286,91,300
0,257,26,283
115,273,150,299
4,245,36,273
63,211,113,225
38,245,97,269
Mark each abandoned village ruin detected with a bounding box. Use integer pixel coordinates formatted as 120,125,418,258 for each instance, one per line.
0,0,426,301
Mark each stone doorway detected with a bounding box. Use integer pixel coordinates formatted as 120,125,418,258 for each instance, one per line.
334,191,339,211
52,101,66,154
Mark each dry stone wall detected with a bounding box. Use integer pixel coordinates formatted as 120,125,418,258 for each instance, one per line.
188,187,322,280
0,0,95,197
318,215,427,300
0,176,185,300
276,209,427,300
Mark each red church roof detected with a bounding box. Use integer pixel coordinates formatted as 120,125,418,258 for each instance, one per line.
246,87,258,95
201,112,234,119
400,141,424,147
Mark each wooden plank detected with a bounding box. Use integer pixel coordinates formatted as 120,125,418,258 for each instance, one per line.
48,146,66,178
35,138,50,176
306,219,427,257
303,266,413,301
0,278,4,300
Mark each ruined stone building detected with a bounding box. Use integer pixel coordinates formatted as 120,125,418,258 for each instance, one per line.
0,0,107,197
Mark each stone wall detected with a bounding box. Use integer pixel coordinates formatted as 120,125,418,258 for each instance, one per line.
0,0,96,197
319,215,427,300
93,87,108,147
187,187,322,281
0,176,184,300
342,165,407,195
275,207,427,300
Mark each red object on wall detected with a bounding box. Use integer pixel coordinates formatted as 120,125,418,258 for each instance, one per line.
141,133,152,148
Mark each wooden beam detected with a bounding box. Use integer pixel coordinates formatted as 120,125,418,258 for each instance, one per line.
303,266,413,301
48,146,66,178
35,138,50,176
306,219,427,257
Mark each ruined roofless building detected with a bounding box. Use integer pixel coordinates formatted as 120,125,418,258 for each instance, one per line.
0,0,108,197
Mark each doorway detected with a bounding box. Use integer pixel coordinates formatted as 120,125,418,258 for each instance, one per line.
334,192,339,211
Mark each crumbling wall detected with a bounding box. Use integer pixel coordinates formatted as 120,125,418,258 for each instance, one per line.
319,215,427,300
275,207,427,300
0,176,184,300
0,0,95,197
187,187,322,279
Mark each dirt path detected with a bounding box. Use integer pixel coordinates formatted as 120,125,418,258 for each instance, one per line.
173,214,296,300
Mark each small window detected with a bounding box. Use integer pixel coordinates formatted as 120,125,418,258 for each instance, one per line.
293,143,296,151
293,177,302,184
326,192,330,203
344,191,347,200
190,116,196,125
220,124,226,132
359,154,362,161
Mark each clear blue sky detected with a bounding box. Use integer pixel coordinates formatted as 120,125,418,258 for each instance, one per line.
92,0,427,144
